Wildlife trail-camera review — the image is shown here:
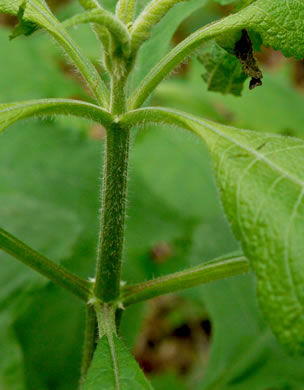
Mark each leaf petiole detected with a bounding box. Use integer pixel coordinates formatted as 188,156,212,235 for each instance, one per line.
0,227,91,301
0,99,114,134
121,253,249,306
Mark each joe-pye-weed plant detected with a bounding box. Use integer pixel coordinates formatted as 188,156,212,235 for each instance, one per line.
1,0,304,388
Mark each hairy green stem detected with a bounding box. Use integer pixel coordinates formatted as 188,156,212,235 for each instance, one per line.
95,303,117,338
80,305,98,387
130,0,188,53
0,227,90,301
0,99,114,134
111,75,128,115
94,122,130,302
122,253,249,306
116,0,137,24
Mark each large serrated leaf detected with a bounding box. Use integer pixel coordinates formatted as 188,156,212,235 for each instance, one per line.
126,108,304,354
83,333,153,390
239,0,304,59
188,117,304,353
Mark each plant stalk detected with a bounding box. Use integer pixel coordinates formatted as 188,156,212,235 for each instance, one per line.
94,74,129,303
0,227,90,301
121,254,249,306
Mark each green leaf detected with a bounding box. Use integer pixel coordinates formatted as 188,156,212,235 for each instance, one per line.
0,27,82,102
0,314,25,390
0,192,82,388
189,225,304,390
83,333,153,390
198,41,248,96
194,274,304,389
238,0,304,59
0,193,82,300
193,121,304,354
15,283,85,390
121,107,304,354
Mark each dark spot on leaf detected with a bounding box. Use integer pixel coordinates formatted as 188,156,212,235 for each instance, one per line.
234,30,263,90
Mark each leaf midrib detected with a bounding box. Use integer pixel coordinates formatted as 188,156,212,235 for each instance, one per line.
107,332,121,390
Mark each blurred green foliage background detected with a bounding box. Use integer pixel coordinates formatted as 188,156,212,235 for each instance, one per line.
1,1,304,389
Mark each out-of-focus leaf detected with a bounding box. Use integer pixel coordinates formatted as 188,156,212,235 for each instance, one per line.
0,27,83,102
198,41,248,96
131,0,208,91
150,373,188,390
129,126,218,221
15,283,85,390
157,62,304,137
193,274,304,389
187,224,304,390
83,333,153,390
0,121,101,388
0,313,25,390
0,193,81,300
0,151,81,388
